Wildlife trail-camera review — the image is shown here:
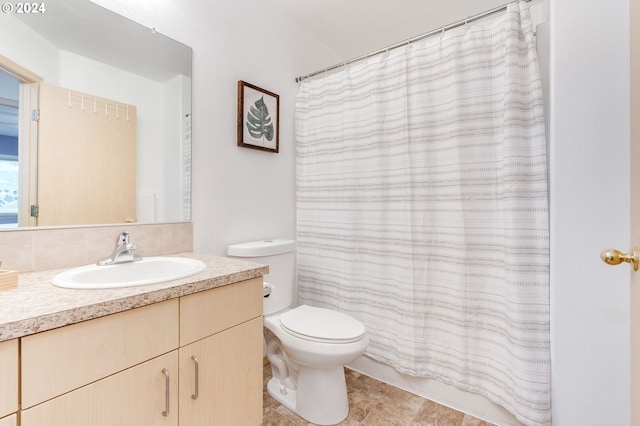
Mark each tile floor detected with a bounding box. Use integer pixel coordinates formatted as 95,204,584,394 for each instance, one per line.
262,363,496,426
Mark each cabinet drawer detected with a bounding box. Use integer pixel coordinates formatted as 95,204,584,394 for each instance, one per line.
22,299,179,409
21,351,178,426
180,277,262,346
0,339,18,418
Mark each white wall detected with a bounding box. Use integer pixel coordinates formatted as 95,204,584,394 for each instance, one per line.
550,0,631,424
162,74,191,222
0,15,59,82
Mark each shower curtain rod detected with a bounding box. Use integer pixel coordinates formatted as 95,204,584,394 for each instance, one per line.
294,0,531,83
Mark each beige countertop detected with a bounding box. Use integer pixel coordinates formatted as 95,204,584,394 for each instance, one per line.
0,252,268,342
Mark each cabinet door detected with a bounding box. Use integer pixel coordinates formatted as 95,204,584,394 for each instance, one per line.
36,83,137,226
179,317,263,426
0,339,18,419
21,351,179,426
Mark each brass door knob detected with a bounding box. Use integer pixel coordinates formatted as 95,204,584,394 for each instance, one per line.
600,247,639,271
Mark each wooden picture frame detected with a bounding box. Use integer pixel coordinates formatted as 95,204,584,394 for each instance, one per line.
237,81,279,153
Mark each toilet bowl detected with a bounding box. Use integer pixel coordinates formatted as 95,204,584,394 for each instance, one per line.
227,239,369,425
264,305,369,425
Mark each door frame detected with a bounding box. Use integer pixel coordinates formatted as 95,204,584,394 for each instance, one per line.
0,55,41,227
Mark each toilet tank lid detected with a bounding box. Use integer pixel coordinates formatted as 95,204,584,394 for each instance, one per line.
227,239,296,257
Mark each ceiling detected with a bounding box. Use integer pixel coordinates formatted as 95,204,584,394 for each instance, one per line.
14,0,191,82
265,0,507,65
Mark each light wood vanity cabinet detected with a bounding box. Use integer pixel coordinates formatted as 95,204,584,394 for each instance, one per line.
18,277,263,426
0,339,18,426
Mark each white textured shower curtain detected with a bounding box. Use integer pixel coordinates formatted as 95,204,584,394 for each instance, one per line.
295,3,549,425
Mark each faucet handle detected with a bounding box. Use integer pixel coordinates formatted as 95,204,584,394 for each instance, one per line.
117,232,131,246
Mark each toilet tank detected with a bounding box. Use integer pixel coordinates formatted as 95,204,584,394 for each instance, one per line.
227,239,296,316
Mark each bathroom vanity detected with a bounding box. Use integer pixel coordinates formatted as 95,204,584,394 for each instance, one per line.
0,254,267,426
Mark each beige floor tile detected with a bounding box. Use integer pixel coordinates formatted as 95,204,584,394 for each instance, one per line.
411,399,465,426
361,386,425,426
274,405,310,425
262,411,305,426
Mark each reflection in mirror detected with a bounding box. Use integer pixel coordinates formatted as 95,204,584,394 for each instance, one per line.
0,70,19,226
0,0,192,228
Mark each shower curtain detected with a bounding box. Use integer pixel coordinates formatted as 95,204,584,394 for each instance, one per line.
295,3,549,425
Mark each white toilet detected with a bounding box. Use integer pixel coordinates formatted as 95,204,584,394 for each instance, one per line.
227,239,369,426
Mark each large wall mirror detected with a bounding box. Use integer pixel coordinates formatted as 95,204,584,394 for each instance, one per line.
0,0,192,228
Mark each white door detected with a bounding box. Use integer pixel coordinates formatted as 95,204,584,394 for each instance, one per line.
629,1,639,423
601,2,639,423
36,83,137,226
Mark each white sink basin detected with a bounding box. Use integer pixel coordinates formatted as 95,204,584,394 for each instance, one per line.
51,256,207,289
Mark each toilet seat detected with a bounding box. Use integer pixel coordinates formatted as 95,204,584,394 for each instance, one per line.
280,305,366,343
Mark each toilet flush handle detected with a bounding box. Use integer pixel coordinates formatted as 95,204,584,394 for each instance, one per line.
263,282,275,298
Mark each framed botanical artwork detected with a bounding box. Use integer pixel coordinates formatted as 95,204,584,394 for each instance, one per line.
237,81,279,153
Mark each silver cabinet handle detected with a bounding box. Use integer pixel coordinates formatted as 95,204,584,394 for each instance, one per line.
191,355,199,400
162,368,170,417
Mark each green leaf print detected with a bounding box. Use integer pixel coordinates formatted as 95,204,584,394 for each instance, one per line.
246,96,274,141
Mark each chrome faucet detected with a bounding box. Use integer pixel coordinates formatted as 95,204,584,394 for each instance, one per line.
97,232,142,266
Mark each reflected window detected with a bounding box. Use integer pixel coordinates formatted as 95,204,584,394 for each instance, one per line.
0,156,18,227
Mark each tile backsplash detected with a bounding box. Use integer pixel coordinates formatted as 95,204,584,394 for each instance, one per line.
0,222,193,272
